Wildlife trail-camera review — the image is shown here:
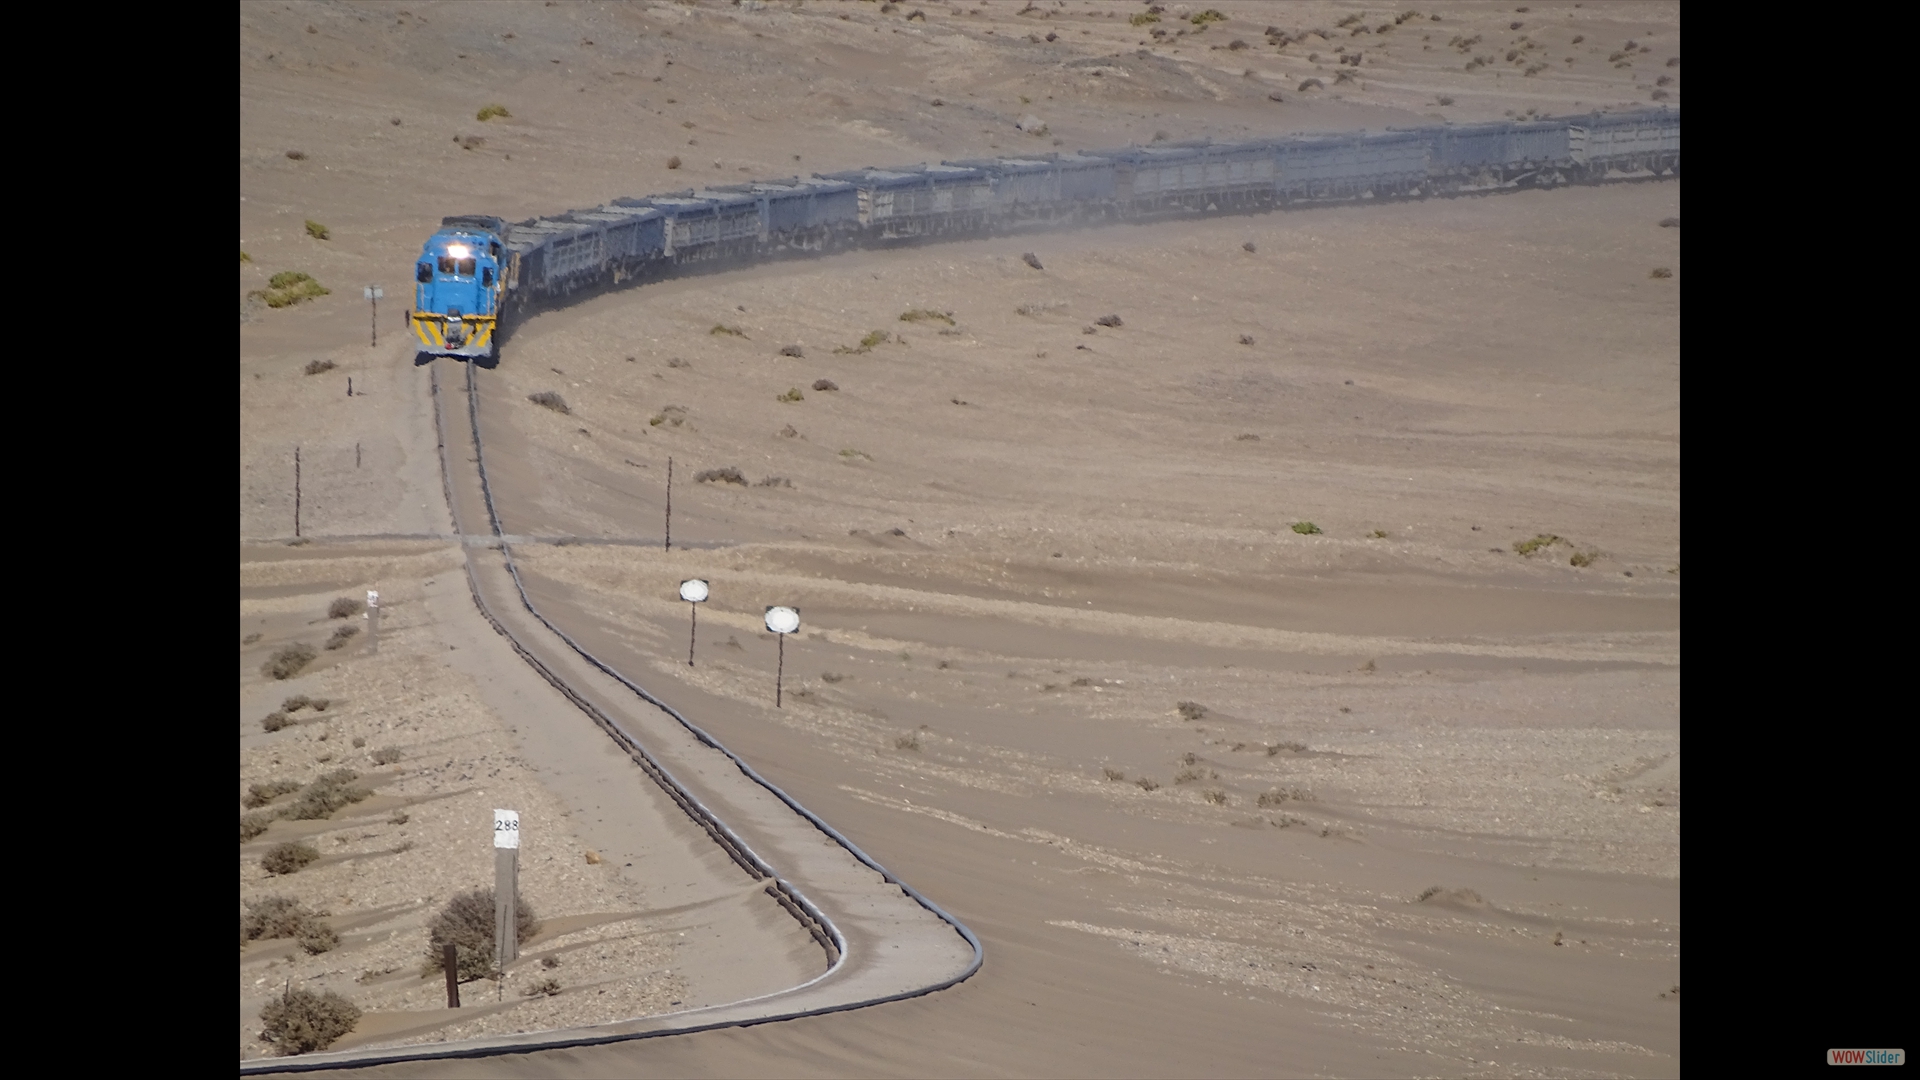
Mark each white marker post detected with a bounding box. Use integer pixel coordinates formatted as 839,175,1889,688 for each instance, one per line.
680,579,709,666
765,606,800,707
365,590,380,655
493,809,520,974
364,285,384,347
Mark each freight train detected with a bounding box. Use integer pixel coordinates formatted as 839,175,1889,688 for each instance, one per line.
410,108,1677,362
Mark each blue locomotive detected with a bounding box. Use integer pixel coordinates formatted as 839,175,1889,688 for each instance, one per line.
408,108,1676,363
411,215,508,360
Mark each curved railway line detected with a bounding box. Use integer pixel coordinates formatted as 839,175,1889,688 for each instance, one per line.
244,162,1678,1075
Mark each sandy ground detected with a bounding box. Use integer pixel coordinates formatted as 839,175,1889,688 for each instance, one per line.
243,3,1678,1076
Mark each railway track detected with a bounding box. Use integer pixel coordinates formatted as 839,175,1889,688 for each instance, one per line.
238,360,981,1075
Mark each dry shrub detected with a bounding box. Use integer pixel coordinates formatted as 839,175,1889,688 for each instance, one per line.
304,359,337,376
1258,787,1312,806
1094,314,1123,328
262,841,321,875
1204,790,1229,805
694,466,747,485
894,733,921,751
1134,777,1161,792
778,344,805,358
325,624,360,650
1176,701,1208,721
1021,252,1044,270
423,888,540,981
710,324,747,337
1267,740,1308,754
899,309,955,325
371,746,403,765
1103,767,1126,781
811,379,838,391
261,711,292,732
262,642,318,681
243,896,339,954
1649,267,1672,278
260,987,361,1056
282,695,315,712
753,476,793,488
1659,217,1680,228
529,391,570,413
245,779,302,809
1298,77,1324,91
253,272,331,310
667,155,682,169
286,150,307,161
522,977,562,998
241,812,277,842
1173,768,1205,785
284,769,371,820
777,387,804,403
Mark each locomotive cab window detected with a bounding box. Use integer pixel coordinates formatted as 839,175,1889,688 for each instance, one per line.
457,257,477,276
437,256,455,274
481,267,494,287
489,241,501,258
416,263,432,283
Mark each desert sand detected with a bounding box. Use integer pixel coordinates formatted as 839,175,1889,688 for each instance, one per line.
242,3,1678,1076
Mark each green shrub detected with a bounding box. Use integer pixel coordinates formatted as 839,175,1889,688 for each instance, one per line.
1514,534,1561,556
1291,521,1322,535
1130,12,1159,26
243,896,339,955
250,272,330,310
777,387,804,403
1191,9,1227,26
898,310,954,326
476,103,511,121
710,324,747,337
861,329,890,348
304,220,330,241
260,987,360,1055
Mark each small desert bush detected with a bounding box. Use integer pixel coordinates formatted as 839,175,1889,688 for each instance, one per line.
262,643,318,681
262,711,292,732
1650,267,1673,279
371,746,403,765
283,696,313,711
821,672,847,683
1258,787,1312,806
710,324,746,337
1176,701,1208,721
839,448,872,461
1268,740,1308,755
529,391,571,414
1094,314,1123,328
286,150,308,161
261,841,321,875
1190,9,1227,25
243,896,339,954
694,466,747,485
241,812,277,842
304,358,337,376
253,272,331,309
754,476,793,488
260,987,361,1056
325,624,360,650
1569,551,1594,568
1513,534,1561,556
1659,217,1680,228
1173,767,1205,785
1204,790,1229,805
327,597,364,620
305,220,331,241
283,769,371,820
1130,12,1159,26
667,155,682,169
811,379,838,391
894,733,921,751
860,329,890,348
423,888,540,981
899,309,955,325
1134,777,1161,792
352,736,366,748
522,977,562,998
777,387,804,403
476,103,511,121
1298,77,1324,91
245,779,303,809
1291,521,1322,535
1103,767,1126,781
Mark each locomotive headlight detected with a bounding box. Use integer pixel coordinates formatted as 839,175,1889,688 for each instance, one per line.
446,244,471,259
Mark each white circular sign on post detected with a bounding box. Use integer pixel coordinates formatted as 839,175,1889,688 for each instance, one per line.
494,809,520,849
765,606,800,635
679,579,709,603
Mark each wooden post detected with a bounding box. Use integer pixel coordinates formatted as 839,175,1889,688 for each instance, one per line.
776,633,785,708
443,943,461,1008
293,446,302,539
665,457,673,552
689,602,697,667
493,810,520,973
